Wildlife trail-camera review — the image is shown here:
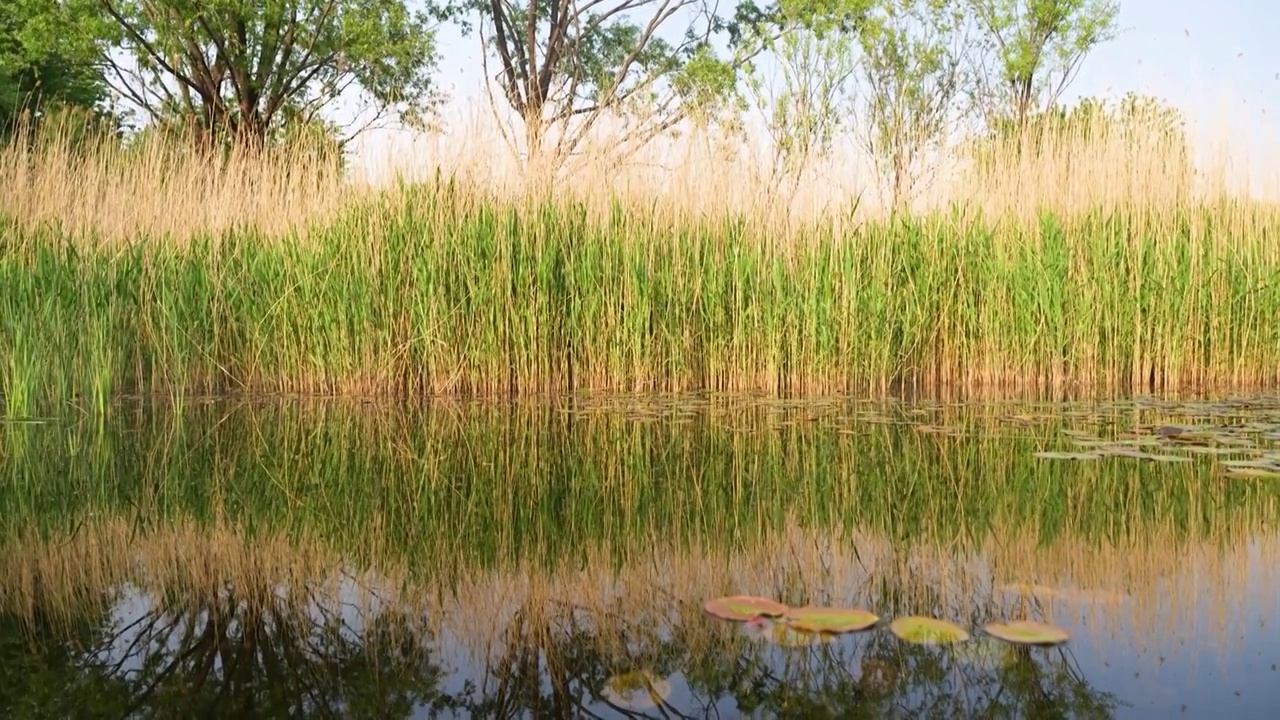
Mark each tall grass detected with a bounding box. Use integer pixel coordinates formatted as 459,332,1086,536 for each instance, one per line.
1,111,1278,410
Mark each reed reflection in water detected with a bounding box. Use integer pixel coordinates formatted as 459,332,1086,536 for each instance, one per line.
2,394,1280,717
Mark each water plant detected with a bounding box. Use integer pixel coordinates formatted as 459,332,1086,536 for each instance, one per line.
889,617,971,645
704,595,788,621
742,617,835,648
983,620,1070,646
782,606,879,634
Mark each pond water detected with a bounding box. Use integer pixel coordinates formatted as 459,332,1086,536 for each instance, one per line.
3,394,1280,718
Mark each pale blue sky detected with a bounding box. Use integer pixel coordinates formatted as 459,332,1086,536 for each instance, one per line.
1058,0,1273,116
356,0,1277,189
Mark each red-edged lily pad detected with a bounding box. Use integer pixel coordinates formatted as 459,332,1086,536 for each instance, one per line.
704,595,789,621
983,620,1070,646
783,606,879,634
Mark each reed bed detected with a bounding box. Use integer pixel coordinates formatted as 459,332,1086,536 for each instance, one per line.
1,113,1279,411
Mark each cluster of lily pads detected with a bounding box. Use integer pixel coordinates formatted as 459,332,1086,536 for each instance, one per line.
1034,421,1280,478
704,595,1068,647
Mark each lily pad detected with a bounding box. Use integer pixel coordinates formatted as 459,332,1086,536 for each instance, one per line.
601,670,670,711
1033,451,1102,461
1170,445,1251,456
743,617,834,648
783,606,879,634
704,595,788,621
914,424,960,435
1224,467,1280,479
1095,446,1158,458
889,616,970,645
1222,459,1278,469
1142,453,1194,463
984,620,1070,646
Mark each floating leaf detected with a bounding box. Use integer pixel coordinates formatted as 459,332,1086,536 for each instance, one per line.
1033,451,1101,461
984,620,1070,646
601,670,670,711
913,424,959,435
783,606,879,634
1171,445,1252,456
0,416,53,425
1143,454,1193,463
1222,459,1278,469
704,595,788,621
889,616,970,645
1061,429,1101,439
998,583,1062,600
743,617,833,648
1225,467,1280,479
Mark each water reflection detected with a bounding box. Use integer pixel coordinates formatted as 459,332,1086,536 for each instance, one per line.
2,395,1280,717
1,538,1130,718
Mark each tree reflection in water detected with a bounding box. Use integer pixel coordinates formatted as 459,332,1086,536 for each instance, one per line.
0,574,1122,718
2,572,457,718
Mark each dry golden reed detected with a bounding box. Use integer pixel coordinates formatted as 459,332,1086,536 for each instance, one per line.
0,116,352,242
0,94,1271,240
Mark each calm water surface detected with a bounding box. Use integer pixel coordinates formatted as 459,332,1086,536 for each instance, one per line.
3,394,1280,719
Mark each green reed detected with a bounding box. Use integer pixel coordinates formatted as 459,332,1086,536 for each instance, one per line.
2,400,1276,577
2,182,1279,414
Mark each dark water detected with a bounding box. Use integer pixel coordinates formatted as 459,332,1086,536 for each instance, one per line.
3,395,1280,719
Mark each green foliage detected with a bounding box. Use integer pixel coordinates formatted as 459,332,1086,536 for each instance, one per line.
966,0,1122,124
437,0,755,161
0,0,117,139
855,0,968,207
748,24,858,185
99,0,442,148
673,44,747,127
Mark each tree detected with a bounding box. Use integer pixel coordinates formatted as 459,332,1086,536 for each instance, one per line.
437,0,774,173
855,0,969,210
747,22,859,203
97,0,444,152
0,0,117,140
965,0,1121,130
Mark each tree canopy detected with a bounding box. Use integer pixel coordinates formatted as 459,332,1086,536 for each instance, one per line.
0,0,1133,171
0,0,115,138
97,0,444,150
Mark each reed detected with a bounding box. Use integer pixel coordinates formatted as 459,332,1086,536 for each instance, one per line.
1,110,1278,410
